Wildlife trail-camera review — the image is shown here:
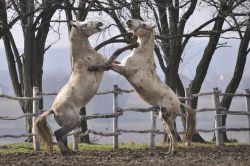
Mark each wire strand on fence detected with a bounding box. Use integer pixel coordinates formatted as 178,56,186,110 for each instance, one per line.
0,113,39,120
38,92,57,96
0,94,42,100
3,90,250,101
220,93,250,97
38,88,135,96
72,129,120,137
195,108,217,113
118,107,158,113
191,92,215,97
0,133,35,138
223,128,250,132
195,107,227,113
219,111,250,116
81,112,122,120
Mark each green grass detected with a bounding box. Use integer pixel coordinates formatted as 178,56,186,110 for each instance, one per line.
0,142,149,154
0,142,243,154
0,143,35,154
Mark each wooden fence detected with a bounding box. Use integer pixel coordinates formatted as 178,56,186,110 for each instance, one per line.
0,85,250,151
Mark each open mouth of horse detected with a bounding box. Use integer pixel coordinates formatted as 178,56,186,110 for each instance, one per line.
96,22,104,31
96,26,103,31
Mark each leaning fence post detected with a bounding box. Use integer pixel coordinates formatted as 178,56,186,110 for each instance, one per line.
32,87,40,151
212,87,224,146
244,89,250,144
113,85,119,149
149,110,156,148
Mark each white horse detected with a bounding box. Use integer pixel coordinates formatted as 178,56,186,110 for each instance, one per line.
35,20,106,155
109,19,196,154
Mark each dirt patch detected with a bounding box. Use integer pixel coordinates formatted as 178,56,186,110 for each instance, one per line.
0,145,249,166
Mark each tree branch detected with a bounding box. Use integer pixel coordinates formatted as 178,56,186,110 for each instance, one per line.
181,17,219,48
154,44,167,73
178,0,197,34
94,33,132,50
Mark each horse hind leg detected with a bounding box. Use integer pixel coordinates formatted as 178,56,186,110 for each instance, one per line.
162,122,176,154
54,127,74,155
160,107,178,155
62,135,71,152
162,124,172,151
168,121,178,155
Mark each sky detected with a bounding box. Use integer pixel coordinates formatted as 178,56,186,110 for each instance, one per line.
0,5,250,91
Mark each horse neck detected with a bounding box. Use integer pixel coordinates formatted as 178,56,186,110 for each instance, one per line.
135,32,154,58
70,31,93,62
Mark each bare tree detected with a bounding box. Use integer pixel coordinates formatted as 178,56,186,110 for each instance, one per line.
0,0,64,138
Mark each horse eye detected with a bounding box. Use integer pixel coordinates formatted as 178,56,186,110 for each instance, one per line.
84,23,87,26
142,24,146,27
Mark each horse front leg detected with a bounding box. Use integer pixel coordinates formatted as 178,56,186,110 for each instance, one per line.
87,63,111,71
112,64,137,77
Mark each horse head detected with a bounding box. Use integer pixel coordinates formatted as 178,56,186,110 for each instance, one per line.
70,20,104,37
125,19,156,37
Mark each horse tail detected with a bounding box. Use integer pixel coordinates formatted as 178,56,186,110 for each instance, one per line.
180,103,196,146
35,109,53,153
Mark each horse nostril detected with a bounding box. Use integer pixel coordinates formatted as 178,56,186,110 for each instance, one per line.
98,22,103,27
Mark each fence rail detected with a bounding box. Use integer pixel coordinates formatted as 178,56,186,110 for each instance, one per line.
0,86,250,150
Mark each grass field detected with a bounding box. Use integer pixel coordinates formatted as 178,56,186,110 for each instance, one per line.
0,142,240,154
0,142,150,154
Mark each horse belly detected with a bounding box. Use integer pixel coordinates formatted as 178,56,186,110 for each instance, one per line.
52,71,103,110
138,88,163,105
74,72,103,106
128,77,162,106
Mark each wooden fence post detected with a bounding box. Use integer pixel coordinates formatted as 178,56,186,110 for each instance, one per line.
113,85,119,149
149,110,156,148
185,87,191,146
32,87,40,151
72,133,79,150
212,87,224,146
185,87,192,106
244,89,250,144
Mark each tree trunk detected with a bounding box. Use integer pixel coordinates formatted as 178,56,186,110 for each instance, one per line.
79,107,90,143
220,16,250,141
22,0,34,138
190,16,225,108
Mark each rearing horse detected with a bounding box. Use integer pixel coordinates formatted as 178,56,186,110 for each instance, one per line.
35,20,106,155
110,19,196,154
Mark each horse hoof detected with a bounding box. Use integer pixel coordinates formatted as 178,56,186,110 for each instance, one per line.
61,151,71,156
70,151,77,155
167,150,177,155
